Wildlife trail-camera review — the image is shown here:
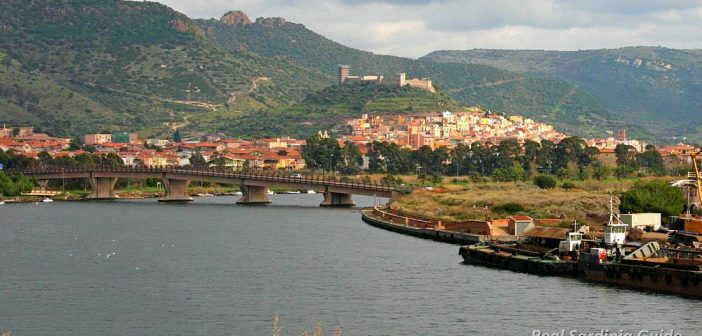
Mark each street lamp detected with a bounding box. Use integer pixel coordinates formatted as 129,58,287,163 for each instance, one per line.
329,154,334,175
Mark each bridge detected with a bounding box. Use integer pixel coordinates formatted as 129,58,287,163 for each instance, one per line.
9,166,397,206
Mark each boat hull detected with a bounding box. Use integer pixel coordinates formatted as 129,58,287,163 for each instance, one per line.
459,245,579,276
581,263,702,298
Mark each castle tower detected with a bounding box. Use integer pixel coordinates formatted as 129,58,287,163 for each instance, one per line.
617,129,627,141
398,72,406,86
338,65,350,84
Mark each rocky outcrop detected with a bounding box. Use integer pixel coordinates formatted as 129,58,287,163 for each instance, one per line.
220,10,251,26
255,17,287,28
170,19,204,37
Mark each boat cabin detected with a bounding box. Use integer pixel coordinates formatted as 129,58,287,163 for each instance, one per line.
604,223,628,247
559,232,583,253
522,226,571,249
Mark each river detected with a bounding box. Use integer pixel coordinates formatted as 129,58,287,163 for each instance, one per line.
1,195,701,335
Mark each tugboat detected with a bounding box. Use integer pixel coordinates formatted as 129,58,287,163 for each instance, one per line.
579,197,702,297
458,223,584,276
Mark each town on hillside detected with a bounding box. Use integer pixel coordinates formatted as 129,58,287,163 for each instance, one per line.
0,118,691,171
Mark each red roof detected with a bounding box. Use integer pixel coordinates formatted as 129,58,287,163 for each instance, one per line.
195,142,218,148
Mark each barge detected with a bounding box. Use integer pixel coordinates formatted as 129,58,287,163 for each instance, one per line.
580,241,702,297
458,242,579,275
361,208,487,245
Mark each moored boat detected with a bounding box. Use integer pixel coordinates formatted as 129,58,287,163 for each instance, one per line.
579,242,702,298
459,240,580,276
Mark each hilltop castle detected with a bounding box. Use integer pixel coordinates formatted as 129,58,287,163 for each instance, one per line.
337,65,435,92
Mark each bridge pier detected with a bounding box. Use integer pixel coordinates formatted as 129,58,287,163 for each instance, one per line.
37,179,49,189
236,184,271,205
86,176,119,200
159,179,193,202
320,191,355,207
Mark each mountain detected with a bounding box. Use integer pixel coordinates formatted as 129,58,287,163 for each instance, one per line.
0,0,329,138
423,47,702,142
200,16,626,138
0,0,634,140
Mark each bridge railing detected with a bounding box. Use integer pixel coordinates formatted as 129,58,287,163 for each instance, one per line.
10,165,396,192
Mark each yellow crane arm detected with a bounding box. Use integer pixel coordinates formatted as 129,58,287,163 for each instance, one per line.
692,153,702,208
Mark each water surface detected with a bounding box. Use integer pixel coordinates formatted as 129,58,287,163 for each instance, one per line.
1,195,700,335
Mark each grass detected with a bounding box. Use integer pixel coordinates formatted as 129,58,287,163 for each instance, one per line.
390,177,651,227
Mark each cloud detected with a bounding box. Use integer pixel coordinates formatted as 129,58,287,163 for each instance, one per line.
157,0,702,58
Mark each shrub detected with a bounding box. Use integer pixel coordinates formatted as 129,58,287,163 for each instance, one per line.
493,202,525,214
619,180,685,217
534,175,557,189
561,181,576,190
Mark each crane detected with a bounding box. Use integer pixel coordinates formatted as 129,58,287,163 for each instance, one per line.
686,151,702,234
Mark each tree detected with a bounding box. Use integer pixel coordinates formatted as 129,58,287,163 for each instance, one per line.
38,151,53,166
0,171,16,196
75,153,96,166
101,153,124,167
635,145,665,175
592,164,611,180
173,129,183,143
366,141,412,174
615,144,636,167
301,134,341,171
537,140,555,174
338,141,363,174
620,180,685,218
522,139,540,174
190,151,207,169
411,145,448,177
208,152,228,167
552,137,586,171
0,172,35,196
13,174,34,194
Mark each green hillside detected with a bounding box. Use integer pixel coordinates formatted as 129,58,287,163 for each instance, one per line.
0,52,119,137
216,82,462,138
0,1,641,140
0,0,328,138
423,47,702,142
201,16,627,138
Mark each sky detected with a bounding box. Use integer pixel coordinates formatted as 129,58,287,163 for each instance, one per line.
157,0,702,58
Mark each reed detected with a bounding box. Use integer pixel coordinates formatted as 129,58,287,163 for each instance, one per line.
391,179,634,227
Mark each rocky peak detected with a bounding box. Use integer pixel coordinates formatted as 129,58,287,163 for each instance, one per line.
220,10,251,26
255,17,287,28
